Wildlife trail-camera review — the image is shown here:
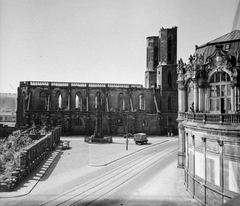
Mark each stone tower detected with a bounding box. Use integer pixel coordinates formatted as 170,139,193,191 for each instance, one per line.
145,26,178,135
145,26,177,88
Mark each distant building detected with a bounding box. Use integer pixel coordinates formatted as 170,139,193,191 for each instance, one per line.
17,27,178,136
0,93,17,126
0,93,17,137
177,30,240,205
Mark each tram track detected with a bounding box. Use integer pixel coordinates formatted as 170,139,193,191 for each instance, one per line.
41,141,178,206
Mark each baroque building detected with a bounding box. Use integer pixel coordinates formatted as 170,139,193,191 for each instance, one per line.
177,30,240,205
16,27,178,136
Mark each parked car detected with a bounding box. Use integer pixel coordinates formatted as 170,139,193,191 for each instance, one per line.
134,133,148,145
62,141,70,150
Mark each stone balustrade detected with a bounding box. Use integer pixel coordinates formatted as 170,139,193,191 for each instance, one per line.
20,81,143,89
0,126,61,192
184,112,240,124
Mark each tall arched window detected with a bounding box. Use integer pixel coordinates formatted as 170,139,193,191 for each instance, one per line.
40,91,48,110
168,72,172,88
118,93,125,111
75,92,83,111
168,96,172,111
209,72,231,113
167,36,172,61
56,92,62,109
154,46,159,67
139,94,145,110
95,91,102,110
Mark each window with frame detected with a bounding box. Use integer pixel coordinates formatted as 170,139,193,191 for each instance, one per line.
154,46,158,67
168,72,172,88
139,94,145,110
209,72,231,113
95,91,102,109
56,92,62,109
167,36,172,61
75,117,82,126
168,96,172,111
236,87,240,111
75,92,83,111
118,93,125,111
40,91,48,110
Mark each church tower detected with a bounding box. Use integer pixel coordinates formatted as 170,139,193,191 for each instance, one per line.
145,26,178,135
145,26,177,88
145,36,159,88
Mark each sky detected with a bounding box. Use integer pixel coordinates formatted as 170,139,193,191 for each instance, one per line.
0,0,240,93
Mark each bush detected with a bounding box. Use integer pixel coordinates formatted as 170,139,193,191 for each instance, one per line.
0,128,40,182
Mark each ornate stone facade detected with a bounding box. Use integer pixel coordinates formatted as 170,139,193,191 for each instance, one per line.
177,30,240,205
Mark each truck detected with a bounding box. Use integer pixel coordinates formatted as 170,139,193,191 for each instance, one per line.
133,133,148,145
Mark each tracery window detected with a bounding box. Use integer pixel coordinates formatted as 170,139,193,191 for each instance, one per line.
75,92,83,111
40,91,48,110
56,92,62,109
168,72,172,88
118,93,125,111
139,94,145,110
154,46,159,67
168,96,172,111
209,72,231,113
95,91,102,109
168,36,172,61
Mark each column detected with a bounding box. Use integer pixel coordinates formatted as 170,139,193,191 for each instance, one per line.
182,89,186,112
199,87,205,112
193,81,199,112
178,84,186,113
177,123,185,168
205,88,210,112
86,91,89,112
106,93,109,112
217,140,224,203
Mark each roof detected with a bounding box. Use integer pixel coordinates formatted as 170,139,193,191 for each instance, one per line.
208,30,240,44
194,30,240,64
198,30,240,48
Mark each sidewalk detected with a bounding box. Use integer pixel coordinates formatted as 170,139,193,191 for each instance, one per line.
0,136,199,206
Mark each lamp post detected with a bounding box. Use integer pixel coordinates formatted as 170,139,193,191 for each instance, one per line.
126,111,129,150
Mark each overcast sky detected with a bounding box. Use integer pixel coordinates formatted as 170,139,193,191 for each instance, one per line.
0,0,240,93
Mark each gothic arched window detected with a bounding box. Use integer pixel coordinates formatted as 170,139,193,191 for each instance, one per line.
168,36,172,61
168,96,172,111
56,92,62,109
118,93,125,111
168,72,172,88
139,94,145,110
154,46,159,67
209,72,231,113
95,91,102,110
75,92,83,111
40,91,48,110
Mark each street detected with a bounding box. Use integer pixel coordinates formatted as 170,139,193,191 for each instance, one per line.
0,137,199,206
